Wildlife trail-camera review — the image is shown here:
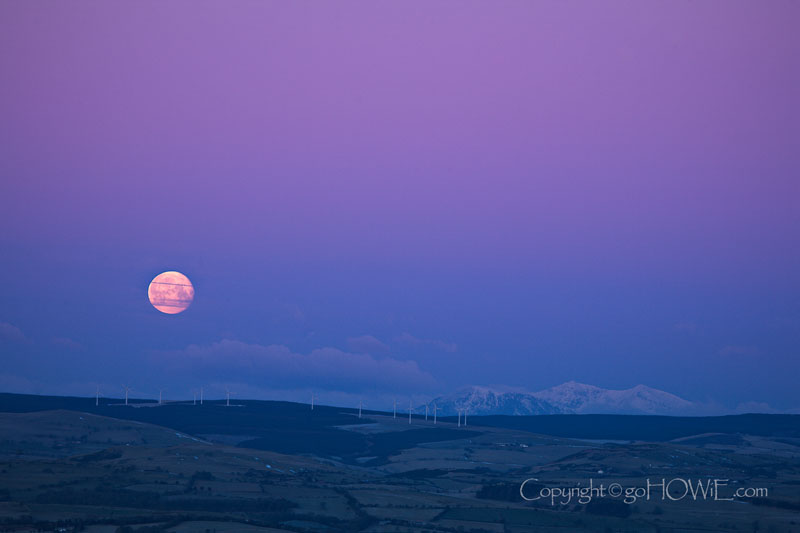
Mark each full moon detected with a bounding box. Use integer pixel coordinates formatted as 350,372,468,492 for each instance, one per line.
148,271,194,314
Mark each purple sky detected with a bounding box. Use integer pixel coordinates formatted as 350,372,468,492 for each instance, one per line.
1,1,798,411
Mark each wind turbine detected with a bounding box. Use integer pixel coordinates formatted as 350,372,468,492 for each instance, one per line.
200,386,204,405
358,399,363,419
311,392,316,410
463,409,467,427
457,409,461,427
225,387,234,407
192,390,197,405
433,403,440,424
95,385,101,407
393,398,397,419
158,388,166,405
408,400,414,424
425,404,428,421
122,385,131,406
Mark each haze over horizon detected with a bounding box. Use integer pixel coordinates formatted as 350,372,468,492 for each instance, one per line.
1,2,798,412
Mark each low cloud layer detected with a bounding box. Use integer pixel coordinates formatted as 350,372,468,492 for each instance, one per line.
395,333,457,353
152,339,436,393
52,337,85,351
0,322,25,343
719,345,761,357
346,335,390,354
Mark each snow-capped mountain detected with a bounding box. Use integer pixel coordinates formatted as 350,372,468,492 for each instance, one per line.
532,381,694,415
424,386,564,416
426,382,694,416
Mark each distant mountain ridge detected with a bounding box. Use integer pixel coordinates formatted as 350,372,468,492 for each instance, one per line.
424,386,564,417
534,381,694,415
427,381,695,416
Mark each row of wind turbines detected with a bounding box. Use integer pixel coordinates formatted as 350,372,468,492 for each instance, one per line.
96,385,236,407
358,396,469,427
95,386,469,427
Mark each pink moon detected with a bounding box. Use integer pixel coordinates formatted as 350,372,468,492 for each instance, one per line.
148,271,194,314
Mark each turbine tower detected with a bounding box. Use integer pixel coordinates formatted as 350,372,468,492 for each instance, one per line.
158,388,166,405
425,404,428,421
95,385,100,407
457,409,461,427
408,400,414,424
433,403,440,424
122,385,131,406
200,386,204,405
225,387,233,407
311,392,316,410
393,398,397,419
463,409,467,427
192,390,197,406
358,399,363,419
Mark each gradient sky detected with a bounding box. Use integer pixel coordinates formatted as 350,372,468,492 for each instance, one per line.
1,1,798,412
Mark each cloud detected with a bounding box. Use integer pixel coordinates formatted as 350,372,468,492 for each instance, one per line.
0,322,25,343
152,339,436,393
0,373,38,393
673,321,697,332
285,303,305,321
735,401,780,414
52,337,85,350
718,345,760,357
395,332,457,353
347,335,390,354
